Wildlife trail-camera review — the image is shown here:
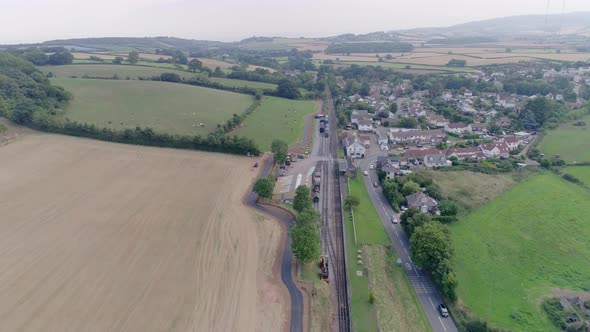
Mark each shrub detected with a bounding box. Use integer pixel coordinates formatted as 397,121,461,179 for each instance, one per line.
542,298,566,330
368,291,376,304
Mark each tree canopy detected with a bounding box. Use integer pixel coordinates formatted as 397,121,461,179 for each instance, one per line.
275,79,301,99
293,185,313,213
253,177,274,200
271,139,288,164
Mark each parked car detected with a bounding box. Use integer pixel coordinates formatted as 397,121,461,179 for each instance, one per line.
391,216,398,224
438,304,449,317
369,164,374,170
363,171,368,176
373,182,378,187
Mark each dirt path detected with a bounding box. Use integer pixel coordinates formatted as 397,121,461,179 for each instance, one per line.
0,134,287,332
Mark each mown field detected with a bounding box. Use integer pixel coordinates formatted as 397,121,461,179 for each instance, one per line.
539,115,590,163
233,96,316,151
451,173,590,331
51,78,254,136
344,176,429,332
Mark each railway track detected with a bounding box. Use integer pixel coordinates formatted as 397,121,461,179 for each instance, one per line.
315,86,350,332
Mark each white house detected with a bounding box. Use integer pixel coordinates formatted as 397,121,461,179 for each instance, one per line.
343,137,366,158
499,136,521,150
444,122,472,135
357,119,374,132
376,129,389,145
382,163,397,180
480,142,510,158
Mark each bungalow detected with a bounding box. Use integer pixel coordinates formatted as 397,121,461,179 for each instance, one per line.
406,192,438,214
358,119,374,132
470,123,489,134
428,114,449,127
446,147,485,160
464,90,473,97
342,137,366,158
444,122,472,135
423,154,450,167
389,129,446,144
405,148,442,163
351,110,370,125
358,135,371,146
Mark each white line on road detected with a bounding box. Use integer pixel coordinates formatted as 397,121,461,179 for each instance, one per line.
402,247,408,254
428,296,436,309
439,317,448,332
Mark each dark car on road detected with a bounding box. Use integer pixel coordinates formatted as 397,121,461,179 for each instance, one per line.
438,303,449,317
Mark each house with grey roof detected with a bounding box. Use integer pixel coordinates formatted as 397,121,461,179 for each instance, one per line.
406,192,438,214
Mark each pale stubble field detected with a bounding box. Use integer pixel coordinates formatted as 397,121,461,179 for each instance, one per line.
0,133,287,332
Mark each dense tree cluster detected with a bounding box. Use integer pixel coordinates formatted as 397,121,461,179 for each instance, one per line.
275,79,301,99
0,52,71,123
9,47,74,66
291,186,320,263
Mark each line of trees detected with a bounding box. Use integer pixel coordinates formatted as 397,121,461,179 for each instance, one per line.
325,42,414,54
31,116,260,156
291,186,321,263
402,209,458,301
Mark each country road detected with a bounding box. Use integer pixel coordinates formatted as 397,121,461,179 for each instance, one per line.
246,157,304,332
358,156,459,332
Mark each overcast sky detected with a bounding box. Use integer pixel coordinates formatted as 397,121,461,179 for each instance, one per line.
1,0,590,44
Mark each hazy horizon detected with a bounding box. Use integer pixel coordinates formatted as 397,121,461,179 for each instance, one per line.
2,0,590,44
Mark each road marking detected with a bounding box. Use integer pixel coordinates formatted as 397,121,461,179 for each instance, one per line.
402,247,408,254
428,296,436,309
438,317,448,332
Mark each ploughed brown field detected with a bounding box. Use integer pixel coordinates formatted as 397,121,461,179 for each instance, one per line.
0,133,287,332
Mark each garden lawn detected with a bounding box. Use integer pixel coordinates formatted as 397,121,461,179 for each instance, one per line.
348,176,389,245
52,78,254,136
538,115,590,163
451,173,590,331
234,96,316,151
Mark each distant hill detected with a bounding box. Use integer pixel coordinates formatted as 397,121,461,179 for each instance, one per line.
398,12,590,43
1,37,227,52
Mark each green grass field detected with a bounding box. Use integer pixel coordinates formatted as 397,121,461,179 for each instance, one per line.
421,170,518,215
343,176,428,332
51,78,254,136
348,177,389,245
41,65,276,90
209,77,277,90
233,96,316,151
40,64,199,80
451,173,590,331
343,206,379,332
564,166,590,185
539,116,590,163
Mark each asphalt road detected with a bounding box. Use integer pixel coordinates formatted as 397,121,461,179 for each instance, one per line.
358,156,459,332
246,157,303,332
